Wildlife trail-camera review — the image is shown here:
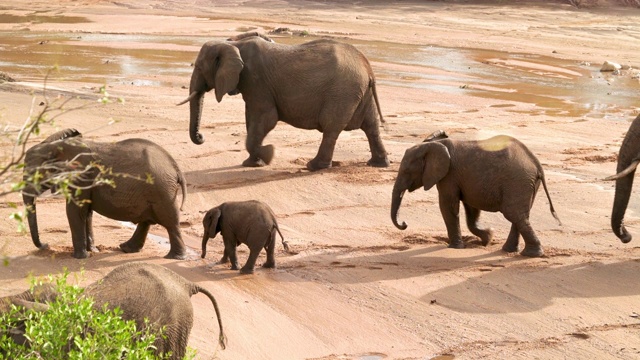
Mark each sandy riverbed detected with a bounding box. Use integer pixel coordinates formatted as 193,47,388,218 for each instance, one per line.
1,1,640,359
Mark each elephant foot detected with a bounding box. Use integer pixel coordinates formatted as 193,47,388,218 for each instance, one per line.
448,240,465,249
367,156,390,168
242,157,267,167
501,243,519,253
119,242,143,254
72,250,90,259
520,246,544,258
306,158,332,171
259,144,275,165
230,263,240,271
87,244,100,253
262,261,276,269
218,256,229,264
480,228,494,246
239,266,255,274
164,250,187,260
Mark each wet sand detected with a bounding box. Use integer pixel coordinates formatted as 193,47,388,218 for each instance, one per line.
1,1,640,359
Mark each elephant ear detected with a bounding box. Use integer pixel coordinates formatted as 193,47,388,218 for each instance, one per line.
204,208,222,238
214,44,244,103
421,142,451,191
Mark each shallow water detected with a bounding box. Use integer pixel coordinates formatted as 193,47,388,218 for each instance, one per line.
1,15,638,119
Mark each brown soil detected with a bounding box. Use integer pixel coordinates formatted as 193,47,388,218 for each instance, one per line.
1,1,640,359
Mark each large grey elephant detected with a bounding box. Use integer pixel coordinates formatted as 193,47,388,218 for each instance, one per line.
22,129,188,259
178,33,390,171
201,200,290,274
391,131,561,257
0,262,226,359
605,114,640,243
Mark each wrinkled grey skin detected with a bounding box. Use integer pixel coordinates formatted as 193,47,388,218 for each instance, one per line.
179,33,389,171
391,131,560,257
201,200,290,274
605,114,640,244
0,263,226,359
22,129,188,259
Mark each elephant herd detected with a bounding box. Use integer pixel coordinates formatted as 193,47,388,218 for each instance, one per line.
7,32,640,358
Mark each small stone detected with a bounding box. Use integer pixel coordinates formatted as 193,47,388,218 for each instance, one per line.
601,61,622,72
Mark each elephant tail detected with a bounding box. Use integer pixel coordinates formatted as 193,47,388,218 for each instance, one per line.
194,285,227,350
177,169,187,211
369,77,387,130
539,171,562,226
273,224,290,253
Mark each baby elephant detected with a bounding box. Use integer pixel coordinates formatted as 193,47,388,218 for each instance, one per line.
201,200,290,274
391,131,561,257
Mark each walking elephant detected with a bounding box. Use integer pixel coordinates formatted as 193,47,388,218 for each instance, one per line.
605,114,640,243
22,129,188,259
0,262,226,359
178,33,389,171
391,131,561,257
201,200,290,274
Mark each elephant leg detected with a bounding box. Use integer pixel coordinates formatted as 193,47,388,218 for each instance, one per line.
262,232,276,269
513,217,544,257
502,223,520,253
361,114,389,168
439,195,464,249
307,131,340,171
224,236,240,270
241,243,263,274
66,202,90,259
85,210,99,253
120,222,150,253
164,225,187,260
219,249,229,264
243,108,278,167
463,203,493,246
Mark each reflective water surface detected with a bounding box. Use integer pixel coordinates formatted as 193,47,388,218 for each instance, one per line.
1,15,638,119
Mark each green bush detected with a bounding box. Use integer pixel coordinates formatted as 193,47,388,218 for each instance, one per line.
0,272,171,360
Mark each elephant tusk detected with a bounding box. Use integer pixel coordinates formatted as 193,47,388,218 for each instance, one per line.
176,91,199,106
604,160,640,181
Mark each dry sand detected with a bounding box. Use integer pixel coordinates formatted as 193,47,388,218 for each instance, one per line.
1,1,640,359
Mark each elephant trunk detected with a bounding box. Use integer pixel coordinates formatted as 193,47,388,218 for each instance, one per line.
188,70,208,145
391,182,408,230
611,170,635,243
201,231,210,258
22,188,47,250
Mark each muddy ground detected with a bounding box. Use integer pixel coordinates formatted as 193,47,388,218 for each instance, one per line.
1,1,640,359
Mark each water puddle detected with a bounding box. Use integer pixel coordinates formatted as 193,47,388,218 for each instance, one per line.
0,19,637,119
0,14,89,24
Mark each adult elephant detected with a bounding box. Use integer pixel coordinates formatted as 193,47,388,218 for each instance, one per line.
0,262,226,359
605,114,640,243
391,131,560,257
178,33,390,171
22,129,188,259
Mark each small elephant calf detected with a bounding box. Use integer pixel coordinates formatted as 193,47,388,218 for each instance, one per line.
391,131,561,257
201,200,290,274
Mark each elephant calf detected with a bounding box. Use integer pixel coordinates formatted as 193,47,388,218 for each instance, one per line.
22,129,188,259
0,262,227,360
201,200,290,274
391,131,561,257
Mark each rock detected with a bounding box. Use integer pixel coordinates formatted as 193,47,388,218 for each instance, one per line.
600,61,622,72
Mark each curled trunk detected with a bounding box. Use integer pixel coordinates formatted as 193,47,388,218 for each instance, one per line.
611,170,635,243
391,183,408,230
